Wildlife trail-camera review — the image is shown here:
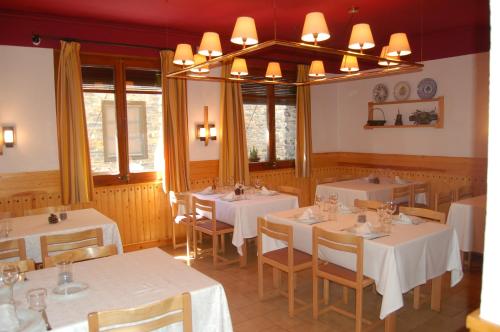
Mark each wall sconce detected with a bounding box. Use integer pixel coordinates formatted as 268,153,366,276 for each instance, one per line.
2,126,15,148
195,106,216,146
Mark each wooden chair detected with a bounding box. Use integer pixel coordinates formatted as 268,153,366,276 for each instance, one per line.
412,182,430,208
276,185,302,207
44,244,118,268
392,185,412,206
88,292,192,332
257,217,312,317
312,227,375,332
191,197,237,267
0,259,36,274
434,190,454,217
316,177,337,185
353,199,384,211
399,206,446,309
0,238,27,262
25,205,71,216
40,228,103,267
455,185,473,201
170,192,193,252
0,211,13,220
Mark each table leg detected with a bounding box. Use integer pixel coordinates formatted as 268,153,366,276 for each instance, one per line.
431,275,443,311
239,239,248,267
384,312,396,332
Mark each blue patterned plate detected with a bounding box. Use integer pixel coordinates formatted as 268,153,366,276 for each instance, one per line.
417,78,437,99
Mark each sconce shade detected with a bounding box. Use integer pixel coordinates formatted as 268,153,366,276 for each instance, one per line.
348,23,375,50
173,44,194,66
265,62,282,79
301,12,330,43
387,32,411,56
309,60,326,77
230,58,249,76
231,16,259,46
190,54,210,73
199,32,223,57
2,126,15,147
340,55,359,72
378,45,400,66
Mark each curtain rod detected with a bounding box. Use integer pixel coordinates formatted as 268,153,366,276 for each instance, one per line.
31,34,172,51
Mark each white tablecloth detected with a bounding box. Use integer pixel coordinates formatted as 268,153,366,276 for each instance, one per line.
0,209,123,263
265,208,463,319
13,248,233,332
315,178,426,206
193,192,298,255
447,195,487,253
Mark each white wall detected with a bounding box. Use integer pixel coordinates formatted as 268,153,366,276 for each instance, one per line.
311,83,338,153
0,45,59,172
314,52,489,158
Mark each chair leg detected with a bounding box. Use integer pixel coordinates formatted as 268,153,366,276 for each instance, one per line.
185,224,191,265
313,274,319,319
172,222,177,248
323,279,330,305
355,287,363,332
258,259,264,300
343,286,349,304
212,234,219,266
220,233,226,254
193,228,198,259
288,271,295,317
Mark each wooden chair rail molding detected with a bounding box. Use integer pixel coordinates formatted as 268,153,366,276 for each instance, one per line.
0,152,487,249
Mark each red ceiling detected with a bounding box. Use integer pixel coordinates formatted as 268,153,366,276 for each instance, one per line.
0,0,490,65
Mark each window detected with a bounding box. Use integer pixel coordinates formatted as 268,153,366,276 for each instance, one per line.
80,55,163,185
242,83,296,170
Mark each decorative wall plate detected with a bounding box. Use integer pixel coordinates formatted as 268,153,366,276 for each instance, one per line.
372,83,389,103
417,78,437,99
394,81,411,100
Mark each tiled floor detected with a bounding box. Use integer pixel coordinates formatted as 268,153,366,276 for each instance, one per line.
161,242,481,332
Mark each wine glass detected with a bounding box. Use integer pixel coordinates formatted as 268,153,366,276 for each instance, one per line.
27,288,47,312
314,194,322,209
0,264,19,304
384,201,397,215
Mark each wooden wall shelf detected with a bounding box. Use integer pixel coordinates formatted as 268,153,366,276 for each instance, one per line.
365,96,444,129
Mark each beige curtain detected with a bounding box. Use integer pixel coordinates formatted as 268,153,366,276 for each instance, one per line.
295,64,312,178
160,50,190,193
56,41,94,204
219,61,250,185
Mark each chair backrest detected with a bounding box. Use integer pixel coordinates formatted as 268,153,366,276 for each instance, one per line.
434,190,454,215
399,206,446,224
412,182,430,205
40,228,104,267
312,227,364,285
0,238,27,261
353,199,384,211
316,177,336,185
257,217,294,266
0,259,36,273
392,185,411,205
25,205,71,216
276,186,302,207
191,196,216,229
88,292,192,332
455,185,473,201
44,244,118,268
0,211,13,220
169,192,191,218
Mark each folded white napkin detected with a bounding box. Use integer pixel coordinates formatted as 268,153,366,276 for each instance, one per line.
261,186,278,196
199,186,214,195
394,176,408,185
354,223,371,235
0,304,20,331
296,208,314,221
395,213,425,225
221,192,236,201
337,203,353,214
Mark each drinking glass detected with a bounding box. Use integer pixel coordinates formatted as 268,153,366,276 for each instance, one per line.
59,212,68,221
314,194,322,209
56,261,73,286
254,178,262,189
0,220,13,238
0,265,19,305
384,201,397,215
26,288,47,312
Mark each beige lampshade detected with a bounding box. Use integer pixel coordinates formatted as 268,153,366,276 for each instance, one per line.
387,32,411,56
340,55,359,72
199,32,223,57
309,60,325,77
301,12,330,43
190,54,210,73
231,16,259,46
378,46,400,66
265,62,282,79
348,23,375,50
230,58,248,76
173,44,194,66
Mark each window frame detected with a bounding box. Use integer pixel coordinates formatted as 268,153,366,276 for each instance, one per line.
243,85,296,171
78,53,162,186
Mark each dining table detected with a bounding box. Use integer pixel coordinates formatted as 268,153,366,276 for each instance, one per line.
12,248,233,332
0,208,123,263
447,195,487,253
315,177,427,206
192,189,298,265
265,207,463,331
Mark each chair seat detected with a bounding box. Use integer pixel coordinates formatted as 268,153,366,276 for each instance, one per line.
263,247,311,266
196,219,233,232
319,262,372,285
174,215,190,224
